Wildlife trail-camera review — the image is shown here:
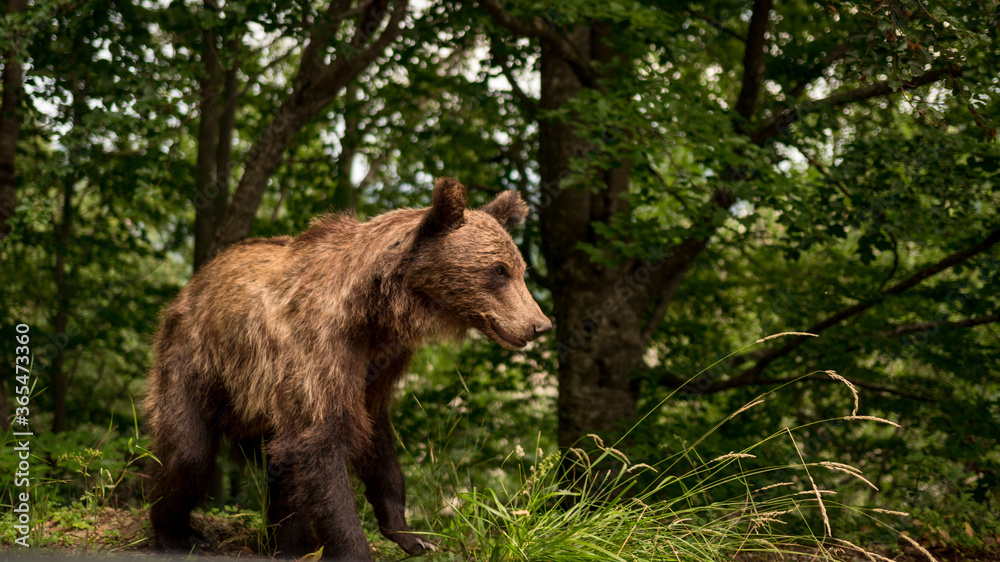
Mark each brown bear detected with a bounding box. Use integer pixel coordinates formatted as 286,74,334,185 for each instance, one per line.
144,178,551,559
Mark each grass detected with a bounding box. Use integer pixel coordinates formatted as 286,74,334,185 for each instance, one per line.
391,333,933,562
2,333,943,560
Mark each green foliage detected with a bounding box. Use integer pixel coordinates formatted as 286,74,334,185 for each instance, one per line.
0,409,156,550
0,412,154,509
2,0,998,554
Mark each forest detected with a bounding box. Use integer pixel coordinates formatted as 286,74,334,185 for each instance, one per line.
1,0,998,559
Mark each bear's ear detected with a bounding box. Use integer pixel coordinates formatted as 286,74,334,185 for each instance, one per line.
479,189,528,230
418,177,467,236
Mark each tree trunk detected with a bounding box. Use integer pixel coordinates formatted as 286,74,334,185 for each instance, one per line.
0,0,27,243
538,25,646,447
0,0,27,430
51,174,74,433
49,62,89,434
477,5,722,448
193,27,223,271
216,57,237,221
550,281,647,446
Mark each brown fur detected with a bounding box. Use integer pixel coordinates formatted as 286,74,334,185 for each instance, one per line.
145,178,550,559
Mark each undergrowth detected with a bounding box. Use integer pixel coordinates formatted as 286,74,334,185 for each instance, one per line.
391,332,936,561
2,333,938,561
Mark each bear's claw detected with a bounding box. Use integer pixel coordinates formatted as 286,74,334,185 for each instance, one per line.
412,537,439,553
390,531,439,555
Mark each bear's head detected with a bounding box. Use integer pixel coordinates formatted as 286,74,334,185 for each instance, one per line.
407,178,552,350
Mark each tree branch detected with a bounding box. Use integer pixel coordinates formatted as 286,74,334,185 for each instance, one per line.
727,311,999,368
876,230,899,292
347,0,388,48
708,225,1000,391
213,0,408,253
750,65,960,145
687,8,746,42
643,161,692,211
356,149,388,192
491,39,537,117
786,42,849,100
884,314,1000,338
639,236,709,343
753,375,937,402
639,189,736,343
229,45,298,112
734,0,774,122
334,0,377,23
641,295,672,343
664,359,936,402
315,0,407,99
298,0,355,82
476,0,598,88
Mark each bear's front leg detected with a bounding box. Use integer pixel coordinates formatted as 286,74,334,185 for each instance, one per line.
352,413,437,555
275,433,371,561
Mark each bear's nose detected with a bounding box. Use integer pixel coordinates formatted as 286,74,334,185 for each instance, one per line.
533,317,553,336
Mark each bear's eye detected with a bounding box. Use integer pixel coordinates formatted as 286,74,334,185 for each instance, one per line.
493,264,509,278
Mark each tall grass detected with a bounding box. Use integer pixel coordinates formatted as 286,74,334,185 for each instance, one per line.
394,333,934,562
2,333,934,560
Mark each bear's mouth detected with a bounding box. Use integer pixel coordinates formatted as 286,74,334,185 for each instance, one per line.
489,318,526,349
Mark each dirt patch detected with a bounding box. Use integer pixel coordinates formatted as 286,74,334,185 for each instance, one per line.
4,507,265,558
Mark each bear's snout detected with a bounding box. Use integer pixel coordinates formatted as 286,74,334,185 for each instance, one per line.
531,316,553,339
488,283,552,349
